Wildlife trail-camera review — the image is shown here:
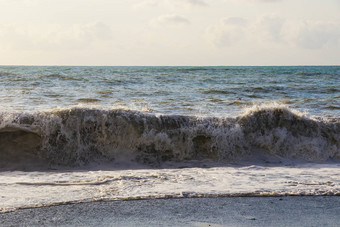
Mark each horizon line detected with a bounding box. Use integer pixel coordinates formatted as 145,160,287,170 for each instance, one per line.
1,64,339,67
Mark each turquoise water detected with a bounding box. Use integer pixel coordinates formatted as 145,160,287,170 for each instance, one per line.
0,66,339,117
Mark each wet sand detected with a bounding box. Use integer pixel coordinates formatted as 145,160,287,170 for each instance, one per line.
1,196,340,227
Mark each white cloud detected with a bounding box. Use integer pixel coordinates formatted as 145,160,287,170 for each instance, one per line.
295,22,340,49
87,22,113,40
206,17,247,47
252,0,281,2
206,14,340,53
222,17,247,26
0,22,113,51
150,14,190,27
258,15,286,42
179,0,208,7
134,0,160,9
135,0,208,10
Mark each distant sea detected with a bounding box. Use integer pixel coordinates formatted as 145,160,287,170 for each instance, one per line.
0,66,339,213
1,66,339,117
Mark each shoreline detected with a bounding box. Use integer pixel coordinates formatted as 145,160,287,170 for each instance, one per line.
1,196,340,227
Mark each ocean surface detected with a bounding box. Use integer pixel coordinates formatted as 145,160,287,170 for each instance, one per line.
1,66,339,117
0,66,339,213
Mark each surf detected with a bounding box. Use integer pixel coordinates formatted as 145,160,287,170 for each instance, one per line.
0,104,339,170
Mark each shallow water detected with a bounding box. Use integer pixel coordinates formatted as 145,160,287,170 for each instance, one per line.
1,163,340,213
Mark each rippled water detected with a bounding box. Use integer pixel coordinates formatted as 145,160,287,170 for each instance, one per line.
1,66,339,117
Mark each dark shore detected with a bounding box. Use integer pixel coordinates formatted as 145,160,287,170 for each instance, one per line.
1,196,340,227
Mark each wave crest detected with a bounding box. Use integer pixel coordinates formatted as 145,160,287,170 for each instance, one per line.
0,106,339,169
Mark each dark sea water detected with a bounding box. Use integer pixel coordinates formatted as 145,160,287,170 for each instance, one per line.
1,66,340,213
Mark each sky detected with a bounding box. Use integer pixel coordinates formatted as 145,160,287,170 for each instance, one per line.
0,0,339,66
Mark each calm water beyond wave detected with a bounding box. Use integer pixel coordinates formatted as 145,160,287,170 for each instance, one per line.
0,66,339,117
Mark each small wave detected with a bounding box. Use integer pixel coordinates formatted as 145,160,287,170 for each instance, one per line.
0,105,339,170
41,73,82,81
295,72,322,76
59,77,82,81
247,94,262,98
327,88,340,92
325,106,340,110
244,86,285,93
44,93,64,98
96,90,113,95
77,98,101,103
201,89,235,95
45,73,63,78
0,72,15,77
16,179,112,186
8,77,28,82
174,67,210,73
228,100,252,106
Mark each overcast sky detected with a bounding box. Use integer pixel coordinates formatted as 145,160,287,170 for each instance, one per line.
0,0,339,66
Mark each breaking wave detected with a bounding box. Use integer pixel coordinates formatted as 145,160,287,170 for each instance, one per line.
0,105,339,170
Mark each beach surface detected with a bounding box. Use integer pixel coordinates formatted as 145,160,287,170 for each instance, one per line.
1,196,340,227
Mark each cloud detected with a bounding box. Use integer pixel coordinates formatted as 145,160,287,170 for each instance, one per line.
150,14,190,27
206,14,340,52
5,0,40,5
179,0,208,7
252,0,281,2
258,15,285,42
0,22,113,51
222,17,247,26
134,0,160,9
135,0,208,10
295,22,340,49
206,17,247,47
87,22,113,40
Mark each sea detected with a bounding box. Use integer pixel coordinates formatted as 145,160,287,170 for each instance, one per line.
0,66,339,213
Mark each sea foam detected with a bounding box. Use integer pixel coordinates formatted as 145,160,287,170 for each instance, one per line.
0,104,339,170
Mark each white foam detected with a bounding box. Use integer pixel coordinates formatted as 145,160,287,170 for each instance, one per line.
1,163,340,213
